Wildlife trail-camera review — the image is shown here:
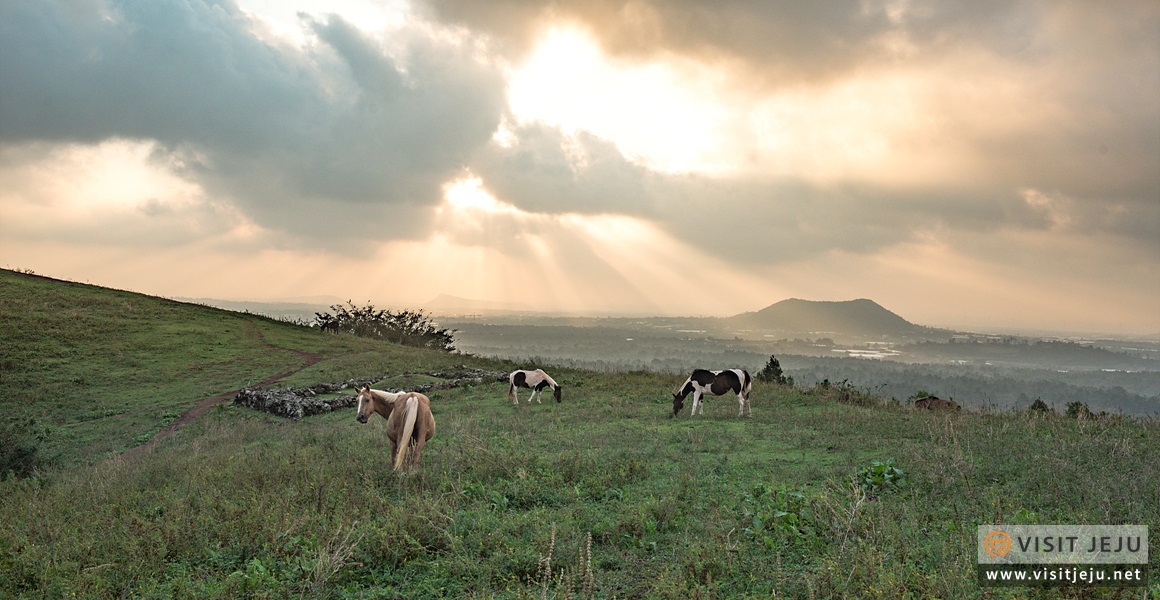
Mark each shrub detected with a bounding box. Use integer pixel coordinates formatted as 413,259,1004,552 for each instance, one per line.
1028,398,1052,413
755,355,793,386
314,301,457,351
813,379,881,407
907,390,932,405
1065,401,1094,420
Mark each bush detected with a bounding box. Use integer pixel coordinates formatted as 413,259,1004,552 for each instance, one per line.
907,390,932,405
1065,401,1094,420
755,355,793,386
812,379,881,407
315,302,457,351
1028,398,1052,413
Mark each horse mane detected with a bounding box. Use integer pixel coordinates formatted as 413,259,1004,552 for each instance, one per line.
367,388,405,403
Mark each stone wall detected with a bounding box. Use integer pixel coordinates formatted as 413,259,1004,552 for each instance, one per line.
233,367,509,419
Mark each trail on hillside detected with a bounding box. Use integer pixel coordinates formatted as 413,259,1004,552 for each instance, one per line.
119,327,322,459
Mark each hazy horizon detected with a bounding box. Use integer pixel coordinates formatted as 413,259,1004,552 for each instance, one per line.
152,285,1155,339
2,1,1157,336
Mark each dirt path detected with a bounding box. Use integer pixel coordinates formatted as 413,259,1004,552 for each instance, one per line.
119,329,323,459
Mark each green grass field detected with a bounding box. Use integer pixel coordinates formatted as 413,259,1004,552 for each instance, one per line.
1,269,1156,598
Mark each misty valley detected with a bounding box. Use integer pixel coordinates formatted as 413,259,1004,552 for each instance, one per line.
442,314,1160,418
194,295,1160,417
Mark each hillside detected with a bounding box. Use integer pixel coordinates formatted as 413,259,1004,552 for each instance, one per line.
1,269,1156,598
727,298,949,340
0,269,466,464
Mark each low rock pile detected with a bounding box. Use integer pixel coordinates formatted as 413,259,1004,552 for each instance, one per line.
233,367,509,420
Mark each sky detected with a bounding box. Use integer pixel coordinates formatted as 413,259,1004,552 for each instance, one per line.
1,0,1157,335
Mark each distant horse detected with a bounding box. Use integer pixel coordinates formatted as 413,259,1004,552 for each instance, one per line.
913,395,960,411
355,386,435,470
320,320,340,334
673,369,753,417
507,369,562,404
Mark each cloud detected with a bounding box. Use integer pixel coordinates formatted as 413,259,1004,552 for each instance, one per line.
425,1,1048,80
0,0,508,249
1,0,1156,331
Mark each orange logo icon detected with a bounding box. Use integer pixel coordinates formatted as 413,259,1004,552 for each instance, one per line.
984,530,1012,557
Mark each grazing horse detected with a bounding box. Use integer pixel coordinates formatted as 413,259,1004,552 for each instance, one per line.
913,395,960,411
355,386,435,470
320,320,340,334
506,369,562,405
673,369,753,417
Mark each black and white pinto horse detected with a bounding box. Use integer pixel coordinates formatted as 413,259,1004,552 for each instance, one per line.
672,369,753,417
507,369,562,405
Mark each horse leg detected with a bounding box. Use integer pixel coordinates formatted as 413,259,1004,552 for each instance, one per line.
389,439,401,470
511,385,519,405
692,391,702,416
410,437,425,467
533,386,542,404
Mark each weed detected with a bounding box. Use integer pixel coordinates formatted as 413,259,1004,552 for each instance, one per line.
856,459,906,495
741,484,819,550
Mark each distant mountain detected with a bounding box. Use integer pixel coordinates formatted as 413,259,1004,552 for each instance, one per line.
424,294,533,314
726,298,947,340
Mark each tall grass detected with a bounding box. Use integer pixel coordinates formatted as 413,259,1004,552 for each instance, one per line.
2,377,1156,598
1,270,1157,597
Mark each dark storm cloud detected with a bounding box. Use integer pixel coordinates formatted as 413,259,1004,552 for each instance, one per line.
0,0,508,246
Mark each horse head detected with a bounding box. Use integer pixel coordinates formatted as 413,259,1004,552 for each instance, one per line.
671,391,685,417
553,385,563,403
355,386,374,423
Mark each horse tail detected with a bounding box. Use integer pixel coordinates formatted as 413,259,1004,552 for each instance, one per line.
742,370,753,397
394,395,419,471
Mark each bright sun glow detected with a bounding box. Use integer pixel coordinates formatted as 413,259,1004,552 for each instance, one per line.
507,25,1000,186
508,26,736,174
441,175,515,214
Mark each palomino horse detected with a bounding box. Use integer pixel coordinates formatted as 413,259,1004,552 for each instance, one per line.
673,369,753,417
355,386,435,470
506,369,562,404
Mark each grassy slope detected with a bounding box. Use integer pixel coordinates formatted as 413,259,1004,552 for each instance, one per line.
0,269,463,464
1,270,1157,598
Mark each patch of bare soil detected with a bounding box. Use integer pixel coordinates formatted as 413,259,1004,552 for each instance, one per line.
119,330,322,460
